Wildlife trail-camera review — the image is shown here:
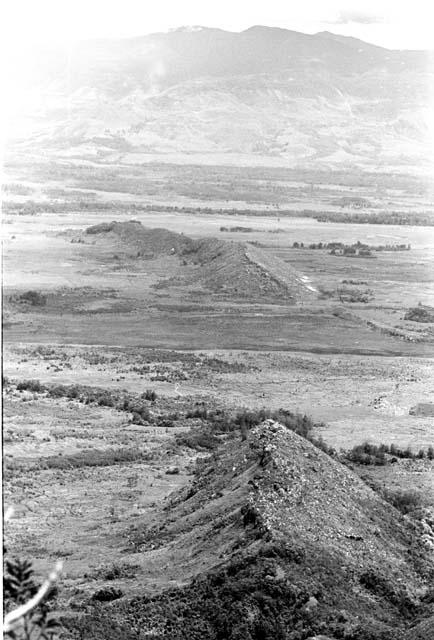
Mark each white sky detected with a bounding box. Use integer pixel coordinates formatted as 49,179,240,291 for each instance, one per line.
1,0,434,50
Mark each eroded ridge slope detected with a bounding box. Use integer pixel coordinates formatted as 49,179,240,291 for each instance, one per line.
69,422,434,640
85,221,316,301
86,220,195,256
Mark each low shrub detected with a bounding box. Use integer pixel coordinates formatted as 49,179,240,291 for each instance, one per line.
86,222,116,235
93,562,140,581
13,379,158,424
345,442,387,466
344,441,431,465
309,436,336,457
186,406,209,420
381,489,423,515
142,389,158,401
359,570,417,616
16,379,46,393
404,305,434,323
91,587,123,602
67,547,406,640
16,290,47,306
175,429,221,451
36,447,151,470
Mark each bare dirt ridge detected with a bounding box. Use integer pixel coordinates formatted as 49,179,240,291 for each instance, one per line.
68,420,434,639
85,220,317,301
143,420,433,580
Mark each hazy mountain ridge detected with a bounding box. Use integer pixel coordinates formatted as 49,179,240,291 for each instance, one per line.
6,26,434,170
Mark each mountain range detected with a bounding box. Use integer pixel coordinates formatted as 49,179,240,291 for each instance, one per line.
6,26,434,171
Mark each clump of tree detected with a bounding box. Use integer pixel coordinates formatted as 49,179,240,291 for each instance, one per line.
85,222,116,234
342,279,368,285
291,240,410,255
2,183,34,196
405,304,434,323
220,226,255,232
180,405,332,454
16,380,46,393
318,284,373,303
345,442,388,465
336,286,373,303
381,489,424,515
311,210,434,226
11,380,158,425
90,587,124,603
15,291,47,307
332,196,371,209
345,441,433,465
9,447,153,473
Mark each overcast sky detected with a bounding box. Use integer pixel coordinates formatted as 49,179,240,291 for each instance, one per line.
1,0,434,50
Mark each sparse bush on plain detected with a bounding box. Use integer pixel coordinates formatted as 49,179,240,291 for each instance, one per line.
12,379,156,424
16,379,47,393
342,279,368,285
90,587,123,602
186,405,209,420
92,562,140,581
23,447,152,471
131,407,151,424
175,429,221,451
142,389,158,401
16,290,47,306
85,222,116,234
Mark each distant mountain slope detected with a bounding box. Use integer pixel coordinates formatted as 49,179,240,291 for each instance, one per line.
6,27,434,171
66,421,434,639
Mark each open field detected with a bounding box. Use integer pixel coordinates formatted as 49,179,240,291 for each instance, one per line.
3,344,434,452
3,200,434,352
3,157,434,213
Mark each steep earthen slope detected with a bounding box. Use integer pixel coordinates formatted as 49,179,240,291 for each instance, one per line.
85,221,316,302
69,422,433,639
